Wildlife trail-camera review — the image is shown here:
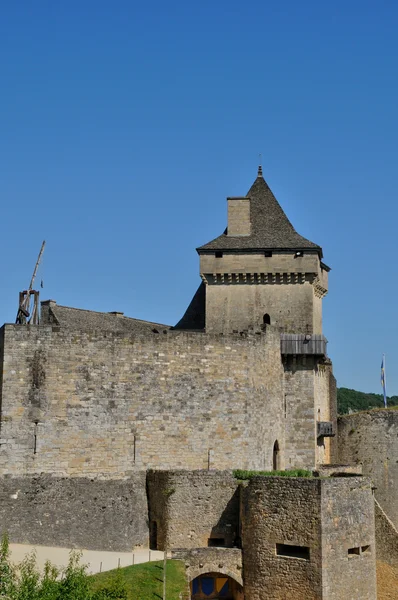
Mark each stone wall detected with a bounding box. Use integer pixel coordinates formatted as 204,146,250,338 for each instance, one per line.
283,358,317,469
282,358,337,469
320,477,377,600
374,499,398,568
241,476,376,600
199,252,326,335
147,470,240,550
314,361,337,464
338,410,398,526
0,473,148,551
205,281,317,335
0,324,284,477
242,477,322,600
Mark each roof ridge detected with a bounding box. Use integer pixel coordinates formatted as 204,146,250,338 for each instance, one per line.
53,305,170,328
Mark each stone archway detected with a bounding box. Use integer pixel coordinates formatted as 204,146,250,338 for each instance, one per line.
190,571,243,599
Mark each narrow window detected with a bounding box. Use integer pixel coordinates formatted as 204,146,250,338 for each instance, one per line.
273,440,280,470
33,421,39,455
208,538,225,547
149,521,158,550
264,251,272,257
215,251,223,258
361,545,371,554
263,313,271,325
276,544,310,560
348,547,360,557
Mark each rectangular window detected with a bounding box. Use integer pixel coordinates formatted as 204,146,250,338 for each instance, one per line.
208,538,225,547
348,547,360,557
276,544,310,560
264,251,272,257
215,251,223,258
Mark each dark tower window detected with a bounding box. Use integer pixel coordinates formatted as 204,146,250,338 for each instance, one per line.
149,521,158,550
215,251,223,258
263,314,271,326
273,440,280,470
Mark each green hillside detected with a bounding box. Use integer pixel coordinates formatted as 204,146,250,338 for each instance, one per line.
337,387,398,415
89,560,187,600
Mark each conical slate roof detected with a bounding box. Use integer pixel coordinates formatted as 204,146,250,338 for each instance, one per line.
197,168,321,255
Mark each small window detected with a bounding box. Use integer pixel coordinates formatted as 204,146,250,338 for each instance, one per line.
215,251,223,258
263,314,271,326
361,545,371,554
348,547,360,557
149,521,158,550
208,537,225,547
264,251,272,257
276,544,310,560
294,251,303,258
273,440,280,470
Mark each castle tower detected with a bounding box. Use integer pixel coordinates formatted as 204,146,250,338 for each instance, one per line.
196,167,330,334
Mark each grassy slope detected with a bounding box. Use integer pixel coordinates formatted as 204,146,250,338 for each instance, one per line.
89,560,187,600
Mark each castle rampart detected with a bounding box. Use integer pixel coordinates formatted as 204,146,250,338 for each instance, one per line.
0,324,284,477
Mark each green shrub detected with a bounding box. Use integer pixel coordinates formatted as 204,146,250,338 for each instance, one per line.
56,551,91,600
0,532,17,599
233,469,312,480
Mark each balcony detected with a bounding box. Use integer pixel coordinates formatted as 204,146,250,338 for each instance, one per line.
280,334,327,356
317,421,335,438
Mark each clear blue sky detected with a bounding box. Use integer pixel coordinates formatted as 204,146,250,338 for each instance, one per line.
1,1,397,395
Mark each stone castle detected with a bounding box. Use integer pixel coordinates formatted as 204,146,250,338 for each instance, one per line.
0,167,397,599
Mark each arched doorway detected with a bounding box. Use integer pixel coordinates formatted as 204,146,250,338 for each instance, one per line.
273,440,280,470
191,573,243,599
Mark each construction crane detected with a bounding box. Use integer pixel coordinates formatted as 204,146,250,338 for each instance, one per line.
15,241,46,325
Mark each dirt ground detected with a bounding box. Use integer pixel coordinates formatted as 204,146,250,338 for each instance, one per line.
377,561,398,599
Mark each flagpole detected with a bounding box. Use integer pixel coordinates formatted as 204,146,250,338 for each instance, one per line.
383,354,387,408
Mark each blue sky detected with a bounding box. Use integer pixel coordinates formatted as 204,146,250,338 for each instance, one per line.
1,1,397,394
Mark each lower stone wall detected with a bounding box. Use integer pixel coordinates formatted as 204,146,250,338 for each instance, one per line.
374,499,398,567
0,474,148,551
147,470,240,550
242,477,323,600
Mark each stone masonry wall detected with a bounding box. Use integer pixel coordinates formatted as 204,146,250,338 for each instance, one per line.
241,476,376,600
374,499,398,568
242,477,322,600
320,477,377,600
338,410,398,526
205,282,316,335
0,473,148,551
314,362,337,465
200,252,326,335
0,325,284,477
147,470,240,550
283,358,317,469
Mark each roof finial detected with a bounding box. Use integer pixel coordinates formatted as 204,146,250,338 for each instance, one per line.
257,154,263,178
